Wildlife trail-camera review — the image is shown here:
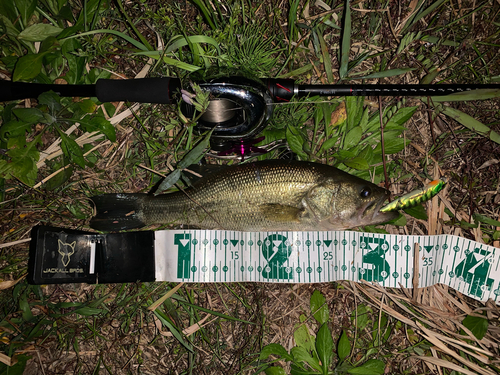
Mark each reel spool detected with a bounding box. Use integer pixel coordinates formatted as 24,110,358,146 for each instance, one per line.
180,73,274,151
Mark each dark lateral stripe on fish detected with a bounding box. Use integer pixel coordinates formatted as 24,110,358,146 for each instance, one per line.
90,193,146,231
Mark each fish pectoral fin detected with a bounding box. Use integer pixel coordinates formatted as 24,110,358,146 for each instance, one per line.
259,204,302,223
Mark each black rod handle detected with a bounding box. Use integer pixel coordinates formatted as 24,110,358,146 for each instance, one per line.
95,77,181,104
0,81,96,101
0,78,182,104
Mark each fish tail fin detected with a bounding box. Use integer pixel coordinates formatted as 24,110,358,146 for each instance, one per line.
90,193,147,231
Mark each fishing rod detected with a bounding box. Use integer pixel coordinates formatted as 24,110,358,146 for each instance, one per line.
1,75,498,149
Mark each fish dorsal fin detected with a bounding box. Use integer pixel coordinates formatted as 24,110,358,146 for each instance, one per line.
259,204,302,223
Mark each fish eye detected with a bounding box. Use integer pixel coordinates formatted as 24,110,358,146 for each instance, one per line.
360,187,371,198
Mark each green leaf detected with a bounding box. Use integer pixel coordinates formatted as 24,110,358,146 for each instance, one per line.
154,128,211,195
387,106,417,127
13,52,47,81
339,0,351,79
310,290,329,325
403,205,428,220
351,305,371,331
401,0,448,33
154,310,193,352
347,359,385,375
316,323,334,371
0,159,13,180
294,320,315,352
177,129,213,170
353,68,415,79
290,346,321,372
59,132,85,168
344,157,369,170
346,96,363,132
335,149,356,161
426,89,500,102
38,91,62,112
74,307,104,316
290,363,315,375
0,15,20,43
189,0,217,29
286,126,308,159
420,68,440,85
0,121,31,141
81,116,116,142
134,51,201,72
420,34,459,47
277,63,313,78
357,145,374,165
165,35,220,54
12,108,46,123
155,168,182,194
462,315,488,340
67,201,86,219
318,135,339,154
18,23,63,41
259,343,293,361
441,106,500,145
15,0,37,25
344,126,363,149
318,31,333,83
176,299,254,324
392,213,407,226
338,330,351,361
359,107,370,132
264,367,287,375
79,99,98,113
44,162,73,191
6,136,40,185
374,136,408,154
473,213,500,227
63,29,149,51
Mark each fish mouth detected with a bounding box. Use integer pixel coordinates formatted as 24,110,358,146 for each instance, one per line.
362,193,399,225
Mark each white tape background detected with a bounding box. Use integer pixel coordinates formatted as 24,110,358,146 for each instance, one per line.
154,230,500,303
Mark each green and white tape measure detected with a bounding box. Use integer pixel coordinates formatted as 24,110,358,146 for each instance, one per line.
155,230,499,303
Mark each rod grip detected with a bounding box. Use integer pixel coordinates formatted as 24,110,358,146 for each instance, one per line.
0,81,97,101
95,77,181,104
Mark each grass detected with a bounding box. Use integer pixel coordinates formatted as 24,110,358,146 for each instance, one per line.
1,0,500,374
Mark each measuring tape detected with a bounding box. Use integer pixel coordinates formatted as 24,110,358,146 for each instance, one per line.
155,230,499,303
28,226,499,303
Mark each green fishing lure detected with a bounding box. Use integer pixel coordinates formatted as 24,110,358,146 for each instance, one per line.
380,178,447,212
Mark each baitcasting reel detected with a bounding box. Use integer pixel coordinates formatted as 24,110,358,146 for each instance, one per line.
179,72,274,151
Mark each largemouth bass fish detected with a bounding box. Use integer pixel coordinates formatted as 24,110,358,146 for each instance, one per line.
90,160,397,232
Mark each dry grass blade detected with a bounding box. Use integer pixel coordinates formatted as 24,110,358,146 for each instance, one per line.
0,277,24,290
416,321,496,375
154,313,215,337
0,239,31,249
412,355,483,375
0,354,12,366
148,282,184,311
